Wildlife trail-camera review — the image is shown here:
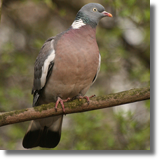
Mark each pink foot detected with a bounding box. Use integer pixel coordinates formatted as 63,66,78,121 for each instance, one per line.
55,97,71,112
77,95,96,104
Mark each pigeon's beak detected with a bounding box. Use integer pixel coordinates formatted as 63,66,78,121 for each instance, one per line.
102,11,113,17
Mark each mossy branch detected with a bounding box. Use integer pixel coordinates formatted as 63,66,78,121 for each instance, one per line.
0,86,150,127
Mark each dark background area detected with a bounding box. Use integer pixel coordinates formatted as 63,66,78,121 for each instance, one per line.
0,0,150,150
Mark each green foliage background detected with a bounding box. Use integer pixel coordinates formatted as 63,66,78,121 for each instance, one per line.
0,0,150,150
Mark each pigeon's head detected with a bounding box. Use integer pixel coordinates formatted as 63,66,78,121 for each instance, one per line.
74,3,112,28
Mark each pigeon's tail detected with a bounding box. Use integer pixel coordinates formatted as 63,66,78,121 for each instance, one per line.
22,115,63,149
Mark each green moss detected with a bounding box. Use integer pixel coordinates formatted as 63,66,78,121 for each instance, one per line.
0,114,6,124
33,103,54,112
96,95,108,101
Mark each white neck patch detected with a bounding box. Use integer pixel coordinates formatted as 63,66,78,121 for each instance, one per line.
71,19,86,29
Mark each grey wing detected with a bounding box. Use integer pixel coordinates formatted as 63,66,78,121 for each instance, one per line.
92,53,101,85
32,37,56,106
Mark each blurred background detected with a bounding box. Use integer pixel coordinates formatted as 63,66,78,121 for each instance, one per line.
0,0,150,150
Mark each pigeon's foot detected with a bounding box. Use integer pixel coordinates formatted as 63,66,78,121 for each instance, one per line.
55,97,71,113
77,95,96,104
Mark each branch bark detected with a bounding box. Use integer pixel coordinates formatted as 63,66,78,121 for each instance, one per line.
0,86,150,127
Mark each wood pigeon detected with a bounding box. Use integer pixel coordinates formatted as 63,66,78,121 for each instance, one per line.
22,3,112,149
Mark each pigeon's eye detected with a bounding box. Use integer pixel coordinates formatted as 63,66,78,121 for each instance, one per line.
93,8,97,12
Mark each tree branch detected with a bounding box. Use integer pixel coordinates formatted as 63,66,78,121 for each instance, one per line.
0,86,150,127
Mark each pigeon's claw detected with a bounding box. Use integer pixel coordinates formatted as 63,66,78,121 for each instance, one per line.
55,97,71,113
77,95,96,104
